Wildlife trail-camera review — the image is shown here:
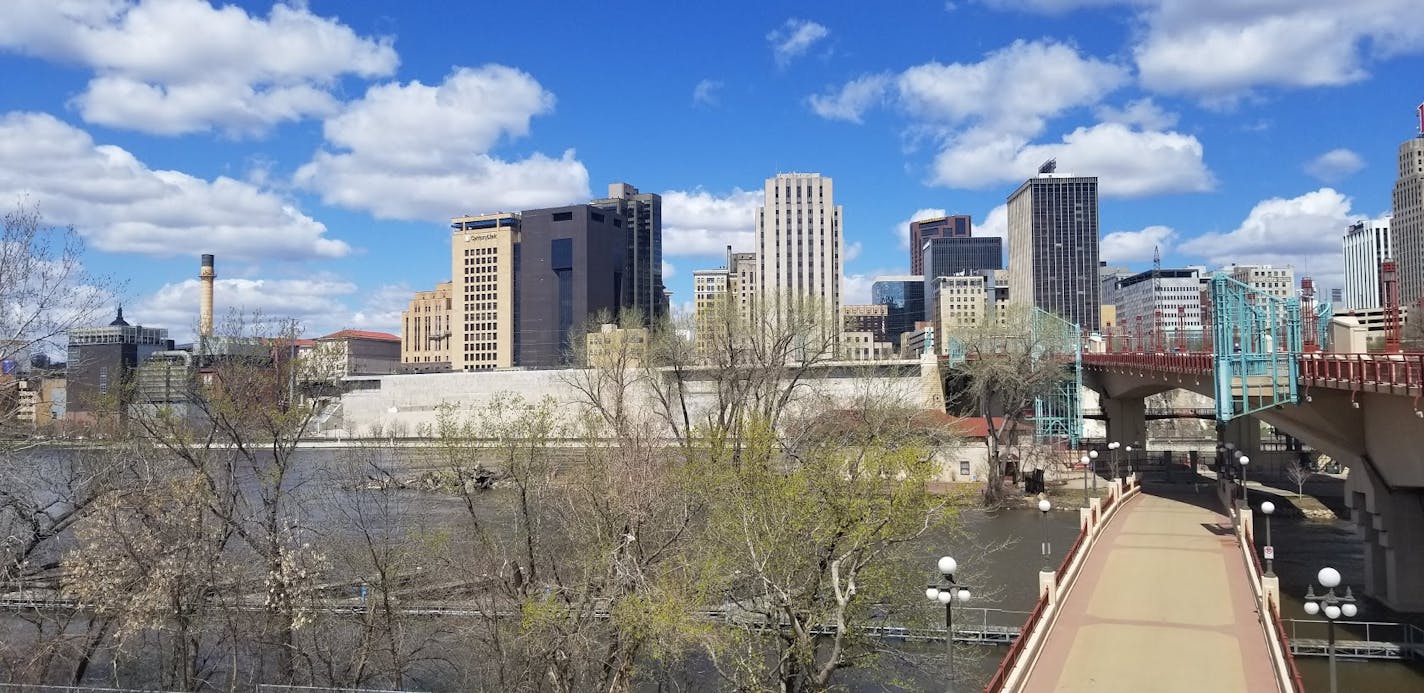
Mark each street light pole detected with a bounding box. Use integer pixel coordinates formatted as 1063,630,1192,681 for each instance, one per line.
1239,454,1251,505
1107,441,1120,481
1079,454,1090,506
1039,499,1052,570
1303,567,1358,693
926,556,972,693
1260,501,1275,576
1089,449,1099,496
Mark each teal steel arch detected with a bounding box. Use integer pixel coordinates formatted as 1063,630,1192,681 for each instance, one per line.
1031,308,1083,448
1210,274,1302,420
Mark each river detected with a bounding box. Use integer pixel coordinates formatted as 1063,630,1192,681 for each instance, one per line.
5,447,1422,690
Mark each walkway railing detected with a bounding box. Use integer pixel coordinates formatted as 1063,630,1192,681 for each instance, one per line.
984,475,1142,692
1299,352,1424,395
1224,484,1302,693
1082,351,1214,375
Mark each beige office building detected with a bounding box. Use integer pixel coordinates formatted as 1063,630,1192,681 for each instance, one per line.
401,282,452,369
756,173,843,340
1228,264,1294,301
693,266,730,357
934,275,989,344
451,213,521,371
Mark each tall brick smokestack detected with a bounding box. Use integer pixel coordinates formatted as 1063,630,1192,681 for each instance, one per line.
200,254,215,338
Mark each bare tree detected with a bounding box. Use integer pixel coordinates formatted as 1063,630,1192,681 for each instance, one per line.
942,305,1079,506
1284,460,1314,499
0,202,113,434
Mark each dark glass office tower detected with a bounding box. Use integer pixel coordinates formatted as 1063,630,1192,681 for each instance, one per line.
871,276,925,348
516,205,628,367
592,182,664,322
910,215,972,275
1006,174,1100,330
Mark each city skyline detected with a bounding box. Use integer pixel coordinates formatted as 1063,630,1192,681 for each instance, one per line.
0,1,1421,340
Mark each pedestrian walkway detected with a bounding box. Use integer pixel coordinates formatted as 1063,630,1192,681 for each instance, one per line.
1020,486,1278,692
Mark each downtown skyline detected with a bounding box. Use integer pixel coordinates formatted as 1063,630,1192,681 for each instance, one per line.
0,1,1421,341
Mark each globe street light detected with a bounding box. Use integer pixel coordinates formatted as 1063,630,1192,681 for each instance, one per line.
1238,454,1251,505
926,556,972,693
1107,441,1121,480
1125,444,1135,478
1260,501,1275,576
1303,567,1358,693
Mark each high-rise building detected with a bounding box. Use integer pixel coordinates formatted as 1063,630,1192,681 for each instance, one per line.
1007,172,1101,330
730,250,757,318
1111,267,1206,340
756,173,843,339
922,235,1002,325
400,281,452,371
592,182,665,321
909,214,971,275
871,276,924,349
1342,217,1393,311
450,213,521,371
1392,112,1424,305
516,205,628,368
1227,264,1295,301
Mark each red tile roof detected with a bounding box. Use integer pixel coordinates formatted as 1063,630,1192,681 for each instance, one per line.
319,329,401,342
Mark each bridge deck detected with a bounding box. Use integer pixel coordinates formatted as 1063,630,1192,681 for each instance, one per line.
1020,488,1277,692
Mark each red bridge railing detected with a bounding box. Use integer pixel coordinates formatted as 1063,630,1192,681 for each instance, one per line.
1298,353,1424,393
1081,352,1213,375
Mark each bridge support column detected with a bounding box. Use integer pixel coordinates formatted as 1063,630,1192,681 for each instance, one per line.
1102,396,1147,447
1219,417,1262,453
1347,462,1424,613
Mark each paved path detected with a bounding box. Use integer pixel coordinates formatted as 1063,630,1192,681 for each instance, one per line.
1020,487,1278,692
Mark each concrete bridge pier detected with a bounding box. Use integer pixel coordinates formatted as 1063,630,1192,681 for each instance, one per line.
1218,417,1262,459
1347,463,1424,613
1101,396,1147,448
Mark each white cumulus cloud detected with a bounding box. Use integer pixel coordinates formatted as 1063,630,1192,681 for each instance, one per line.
810,40,1209,198
1304,148,1365,182
768,18,830,67
1101,225,1176,264
808,74,891,123
0,111,348,260
931,122,1214,197
0,0,398,136
1177,187,1354,287
895,40,1128,136
295,65,590,221
661,188,761,257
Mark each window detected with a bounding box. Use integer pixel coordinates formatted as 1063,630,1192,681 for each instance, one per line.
552,211,573,222
960,461,971,476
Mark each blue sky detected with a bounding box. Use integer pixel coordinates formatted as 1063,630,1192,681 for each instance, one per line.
1,0,1421,340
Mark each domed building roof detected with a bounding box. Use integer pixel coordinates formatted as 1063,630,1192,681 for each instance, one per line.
109,305,130,327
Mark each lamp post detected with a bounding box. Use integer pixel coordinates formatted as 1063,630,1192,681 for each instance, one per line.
1303,567,1358,693
1088,449,1099,496
926,556,972,693
1125,444,1134,478
1107,441,1120,480
1038,499,1052,570
1079,454,1091,505
1260,501,1275,576
1238,453,1250,505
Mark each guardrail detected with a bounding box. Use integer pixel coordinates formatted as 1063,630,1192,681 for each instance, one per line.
1082,352,1214,375
1227,486,1301,693
984,475,1142,692
1299,353,1424,394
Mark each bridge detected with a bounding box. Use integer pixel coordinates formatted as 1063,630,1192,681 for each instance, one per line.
986,476,1305,692
1074,273,1424,614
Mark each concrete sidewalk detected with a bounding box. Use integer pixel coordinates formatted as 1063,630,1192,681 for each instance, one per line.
1020,487,1278,692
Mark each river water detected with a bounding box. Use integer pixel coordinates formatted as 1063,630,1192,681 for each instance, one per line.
6,447,1422,690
